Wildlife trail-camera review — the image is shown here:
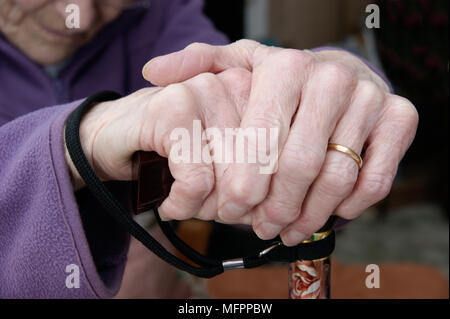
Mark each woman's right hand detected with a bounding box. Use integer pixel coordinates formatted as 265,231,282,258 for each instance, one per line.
65,68,252,224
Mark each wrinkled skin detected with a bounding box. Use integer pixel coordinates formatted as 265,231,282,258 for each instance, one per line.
0,0,129,65
68,40,418,247
1,1,418,247
1,1,419,299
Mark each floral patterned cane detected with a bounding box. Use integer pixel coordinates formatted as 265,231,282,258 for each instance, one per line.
288,230,332,299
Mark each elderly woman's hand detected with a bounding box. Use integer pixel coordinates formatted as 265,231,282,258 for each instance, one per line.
142,40,419,246
65,68,253,224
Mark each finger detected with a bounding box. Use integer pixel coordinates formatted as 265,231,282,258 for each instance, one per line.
279,80,385,246
140,83,215,221
215,67,253,118
217,49,316,223
333,95,418,220
251,62,357,240
184,69,252,223
142,40,260,86
214,213,252,225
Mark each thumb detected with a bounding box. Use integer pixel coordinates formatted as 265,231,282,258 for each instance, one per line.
142,39,259,86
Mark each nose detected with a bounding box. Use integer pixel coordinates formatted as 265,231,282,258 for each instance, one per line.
55,0,97,31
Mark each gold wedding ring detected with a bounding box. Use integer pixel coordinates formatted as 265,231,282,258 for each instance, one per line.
327,143,363,169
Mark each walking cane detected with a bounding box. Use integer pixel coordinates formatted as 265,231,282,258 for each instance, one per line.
133,150,336,299
65,94,335,298
288,216,336,299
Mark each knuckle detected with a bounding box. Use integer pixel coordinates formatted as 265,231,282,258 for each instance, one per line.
354,80,384,106
282,142,323,183
148,84,197,151
223,67,252,85
253,44,280,63
185,41,210,53
223,70,252,110
189,72,222,93
387,95,419,127
361,171,394,202
235,38,259,47
295,213,325,236
314,61,355,91
227,176,265,207
319,162,358,197
180,166,215,201
276,49,315,71
263,200,300,225
382,96,419,145
160,83,197,116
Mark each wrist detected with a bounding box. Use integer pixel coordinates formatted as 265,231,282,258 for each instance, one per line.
64,87,162,191
63,99,113,191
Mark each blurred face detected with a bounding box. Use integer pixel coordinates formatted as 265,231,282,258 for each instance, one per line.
0,0,132,65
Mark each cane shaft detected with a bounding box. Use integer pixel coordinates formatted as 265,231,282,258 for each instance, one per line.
288,230,333,299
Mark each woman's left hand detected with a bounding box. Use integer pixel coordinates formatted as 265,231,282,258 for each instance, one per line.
142,40,419,246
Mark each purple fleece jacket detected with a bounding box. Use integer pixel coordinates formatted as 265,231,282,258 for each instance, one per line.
0,0,390,299
0,0,227,298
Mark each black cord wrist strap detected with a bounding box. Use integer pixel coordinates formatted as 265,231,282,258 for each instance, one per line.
65,91,335,279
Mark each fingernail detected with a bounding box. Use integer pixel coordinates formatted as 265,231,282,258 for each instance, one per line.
218,202,247,220
142,58,158,81
255,222,282,240
281,230,307,246
160,214,171,222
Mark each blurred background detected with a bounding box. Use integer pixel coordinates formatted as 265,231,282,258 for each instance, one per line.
171,0,449,299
